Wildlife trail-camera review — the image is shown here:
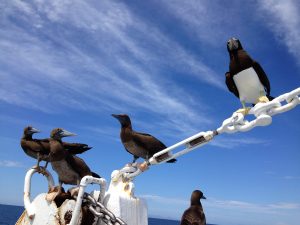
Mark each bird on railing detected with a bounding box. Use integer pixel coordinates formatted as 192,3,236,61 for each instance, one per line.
20,126,92,169
112,114,176,165
180,190,206,225
225,37,274,115
48,128,100,195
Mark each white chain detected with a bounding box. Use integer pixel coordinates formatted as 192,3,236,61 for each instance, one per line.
217,87,300,134
115,87,300,180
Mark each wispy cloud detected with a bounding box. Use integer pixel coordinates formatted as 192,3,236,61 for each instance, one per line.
258,0,300,65
208,198,300,213
142,193,300,214
0,160,24,168
0,0,219,135
283,176,300,180
160,0,257,47
141,194,188,205
210,137,269,149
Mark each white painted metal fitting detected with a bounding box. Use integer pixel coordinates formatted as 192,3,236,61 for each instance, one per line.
23,167,55,219
69,176,106,225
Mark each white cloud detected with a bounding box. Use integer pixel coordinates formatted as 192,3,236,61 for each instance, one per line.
283,176,300,180
258,0,300,64
142,193,300,213
0,160,24,168
208,198,300,212
210,137,269,149
0,0,220,135
141,194,188,206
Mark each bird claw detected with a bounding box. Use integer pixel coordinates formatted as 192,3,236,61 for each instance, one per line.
256,95,270,104
46,186,61,202
68,187,80,198
138,162,149,172
235,107,250,116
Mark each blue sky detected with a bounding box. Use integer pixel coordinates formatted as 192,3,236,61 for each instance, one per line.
0,0,300,225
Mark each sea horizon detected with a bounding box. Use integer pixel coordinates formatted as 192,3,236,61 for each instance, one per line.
0,203,218,225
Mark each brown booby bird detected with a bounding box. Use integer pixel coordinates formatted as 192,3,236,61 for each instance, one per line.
180,190,206,225
21,126,50,168
21,126,92,168
112,114,177,163
225,37,273,115
48,128,100,193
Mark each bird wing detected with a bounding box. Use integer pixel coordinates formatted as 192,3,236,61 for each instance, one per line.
65,154,92,178
21,139,50,155
180,208,206,225
131,131,167,156
180,209,192,225
225,72,239,98
62,142,92,154
252,61,271,95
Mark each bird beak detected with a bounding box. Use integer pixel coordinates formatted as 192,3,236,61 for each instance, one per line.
201,195,206,200
60,129,76,137
111,114,121,120
30,127,41,133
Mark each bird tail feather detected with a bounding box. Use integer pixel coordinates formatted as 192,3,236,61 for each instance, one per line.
91,172,101,178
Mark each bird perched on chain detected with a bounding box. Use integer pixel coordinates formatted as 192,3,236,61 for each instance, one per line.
225,37,273,115
48,128,100,194
21,126,92,169
180,190,206,225
112,114,176,167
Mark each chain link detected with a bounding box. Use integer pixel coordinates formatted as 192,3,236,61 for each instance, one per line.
217,87,300,134
111,88,300,180
83,193,127,225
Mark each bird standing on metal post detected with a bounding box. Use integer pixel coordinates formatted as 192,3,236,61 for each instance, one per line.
21,126,92,169
112,114,177,164
180,190,206,225
225,37,273,115
49,128,100,194
21,126,50,168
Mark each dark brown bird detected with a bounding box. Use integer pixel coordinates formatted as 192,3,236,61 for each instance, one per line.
21,126,50,168
180,190,206,225
49,128,100,193
112,114,176,163
225,37,273,114
21,126,92,168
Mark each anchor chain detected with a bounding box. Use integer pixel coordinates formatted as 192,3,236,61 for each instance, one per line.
217,87,300,134
83,193,127,225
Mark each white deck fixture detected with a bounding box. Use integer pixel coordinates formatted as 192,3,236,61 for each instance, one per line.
23,167,55,219
69,176,106,225
101,170,148,225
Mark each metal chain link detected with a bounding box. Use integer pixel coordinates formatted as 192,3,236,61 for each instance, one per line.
83,193,127,225
112,88,300,180
217,87,300,134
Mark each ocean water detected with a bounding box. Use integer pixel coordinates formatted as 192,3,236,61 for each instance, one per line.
0,204,214,225
0,204,180,225
0,204,24,225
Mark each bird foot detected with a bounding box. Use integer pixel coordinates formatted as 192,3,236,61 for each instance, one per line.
38,167,48,176
32,165,47,176
256,95,270,104
68,187,80,198
46,186,62,202
235,107,250,116
138,162,149,172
